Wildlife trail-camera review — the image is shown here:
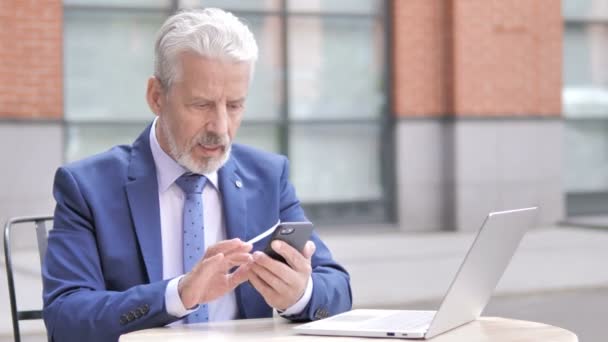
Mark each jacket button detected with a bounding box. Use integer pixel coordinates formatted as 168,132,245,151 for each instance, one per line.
134,309,143,319
314,308,328,319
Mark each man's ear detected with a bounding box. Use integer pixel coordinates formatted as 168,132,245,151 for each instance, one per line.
146,76,165,115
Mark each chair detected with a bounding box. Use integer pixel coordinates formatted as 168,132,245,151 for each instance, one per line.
4,216,53,342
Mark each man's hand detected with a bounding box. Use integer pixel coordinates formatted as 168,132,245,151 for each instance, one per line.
178,238,253,309
249,240,316,311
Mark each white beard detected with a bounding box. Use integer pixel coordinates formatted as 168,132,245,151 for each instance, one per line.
160,120,231,174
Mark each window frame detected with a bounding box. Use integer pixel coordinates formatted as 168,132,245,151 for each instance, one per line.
62,0,396,225
562,10,608,216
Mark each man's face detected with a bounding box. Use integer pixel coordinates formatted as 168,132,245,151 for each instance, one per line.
153,53,251,174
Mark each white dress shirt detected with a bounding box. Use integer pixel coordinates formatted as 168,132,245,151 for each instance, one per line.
149,118,312,322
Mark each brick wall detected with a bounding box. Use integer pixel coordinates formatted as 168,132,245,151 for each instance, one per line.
0,0,63,119
392,0,562,117
392,0,452,117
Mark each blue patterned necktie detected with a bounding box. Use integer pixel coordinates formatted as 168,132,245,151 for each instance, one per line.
175,173,209,323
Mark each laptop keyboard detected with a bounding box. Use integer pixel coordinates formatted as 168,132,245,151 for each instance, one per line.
360,311,435,331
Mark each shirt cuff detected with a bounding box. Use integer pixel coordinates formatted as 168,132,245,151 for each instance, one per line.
279,275,313,316
165,275,199,318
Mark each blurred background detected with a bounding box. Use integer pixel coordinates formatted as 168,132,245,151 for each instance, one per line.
0,0,606,341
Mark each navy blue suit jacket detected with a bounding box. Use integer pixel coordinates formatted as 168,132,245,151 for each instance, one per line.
42,124,352,341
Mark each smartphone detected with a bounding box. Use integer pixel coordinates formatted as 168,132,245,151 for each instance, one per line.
263,222,314,264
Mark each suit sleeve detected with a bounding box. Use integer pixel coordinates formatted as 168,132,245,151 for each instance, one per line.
276,157,353,321
42,167,180,342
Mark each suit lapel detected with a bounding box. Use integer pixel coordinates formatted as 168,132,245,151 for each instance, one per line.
218,156,250,317
125,124,163,283
218,157,247,241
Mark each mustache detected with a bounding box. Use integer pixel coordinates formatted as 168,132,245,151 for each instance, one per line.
193,131,230,147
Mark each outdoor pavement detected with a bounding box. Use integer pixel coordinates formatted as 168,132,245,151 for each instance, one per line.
1,223,606,341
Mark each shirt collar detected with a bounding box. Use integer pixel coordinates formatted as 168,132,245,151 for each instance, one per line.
149,117,218,193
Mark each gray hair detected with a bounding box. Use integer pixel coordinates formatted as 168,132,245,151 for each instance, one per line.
154,8,258,88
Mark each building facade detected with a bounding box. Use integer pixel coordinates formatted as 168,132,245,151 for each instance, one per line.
1,0,595,231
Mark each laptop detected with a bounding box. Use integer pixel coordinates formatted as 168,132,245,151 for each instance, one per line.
294,207,538,339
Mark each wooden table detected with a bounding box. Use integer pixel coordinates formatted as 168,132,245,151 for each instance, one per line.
120,316,578,341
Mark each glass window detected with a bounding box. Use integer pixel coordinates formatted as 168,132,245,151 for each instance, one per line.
287,0,382,14
185,0,281,11
562,0,608,216
234,125,281,154
63,0,390,224
65,10,282,122
288,16,385,120
562,0,608,20
66,123,148,161
64,9,164,121
64,0,171,8
563,23,608,118
237,15,283,121
564,121,608,192
289,124,382,203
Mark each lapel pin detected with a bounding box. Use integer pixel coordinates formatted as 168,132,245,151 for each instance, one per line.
235,180,243,188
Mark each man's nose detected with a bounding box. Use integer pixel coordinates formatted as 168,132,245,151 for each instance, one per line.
206,105,228,135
